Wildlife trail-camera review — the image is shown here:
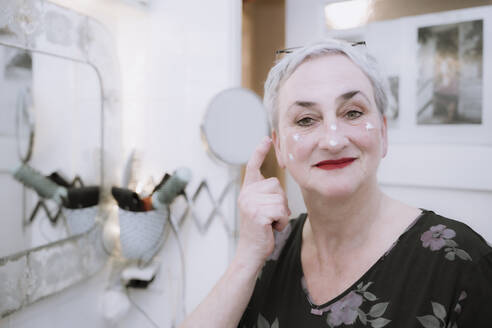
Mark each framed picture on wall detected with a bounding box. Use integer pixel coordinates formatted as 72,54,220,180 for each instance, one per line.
407,7,491,145
416,19,483,125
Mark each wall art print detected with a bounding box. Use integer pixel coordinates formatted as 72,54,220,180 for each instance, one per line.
417,19,483,125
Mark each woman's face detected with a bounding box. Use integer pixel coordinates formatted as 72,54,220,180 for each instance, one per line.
273,54,387,198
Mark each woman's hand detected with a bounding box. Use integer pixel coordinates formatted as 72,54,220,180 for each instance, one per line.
235,137,291,272
179,137,291,328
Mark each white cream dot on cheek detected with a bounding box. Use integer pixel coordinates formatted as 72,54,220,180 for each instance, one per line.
329,139,338,146
366,122,374,131
292,133,300,142
288,153,294,161
330,124,337,131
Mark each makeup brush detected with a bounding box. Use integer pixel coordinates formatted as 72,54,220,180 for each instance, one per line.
12,164,67,204
148,167,192,210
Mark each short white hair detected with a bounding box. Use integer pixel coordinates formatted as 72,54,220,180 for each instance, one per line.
264,38,389,130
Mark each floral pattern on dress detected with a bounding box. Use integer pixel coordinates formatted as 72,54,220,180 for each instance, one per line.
416,291,467,328
256,313,279,328
314,281,391,328
326,291,363,325
420,225,472,261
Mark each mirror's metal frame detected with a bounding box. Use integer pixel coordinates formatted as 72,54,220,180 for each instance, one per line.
0,0,121,317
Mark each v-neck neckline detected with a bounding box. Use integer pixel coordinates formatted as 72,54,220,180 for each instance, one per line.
295,209,428,312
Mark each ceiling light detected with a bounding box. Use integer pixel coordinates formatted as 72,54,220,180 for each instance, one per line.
325,0,373,30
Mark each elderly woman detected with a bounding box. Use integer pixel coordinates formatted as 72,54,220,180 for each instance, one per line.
181,39,492,327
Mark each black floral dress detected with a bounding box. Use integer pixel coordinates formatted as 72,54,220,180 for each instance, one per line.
238,210,492,328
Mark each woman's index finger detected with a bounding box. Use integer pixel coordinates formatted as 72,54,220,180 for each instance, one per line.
244,136,272,185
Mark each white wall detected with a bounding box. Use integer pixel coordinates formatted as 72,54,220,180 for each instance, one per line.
284,0,492,242
1,0,242,327
286,0,325,47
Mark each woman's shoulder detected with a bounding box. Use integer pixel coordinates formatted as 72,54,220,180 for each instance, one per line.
417,209,492,263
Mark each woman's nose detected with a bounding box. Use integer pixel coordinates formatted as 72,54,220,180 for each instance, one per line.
317,122,348,152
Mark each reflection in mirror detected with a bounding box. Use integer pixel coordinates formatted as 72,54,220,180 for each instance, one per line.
0,45,102,258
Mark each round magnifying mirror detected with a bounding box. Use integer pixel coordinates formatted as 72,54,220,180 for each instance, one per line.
201,88,270,166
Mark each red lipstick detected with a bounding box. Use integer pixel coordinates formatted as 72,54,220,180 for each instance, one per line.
315,158,356,170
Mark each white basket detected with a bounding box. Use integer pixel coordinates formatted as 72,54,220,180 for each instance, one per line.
64,206,98,235
118,208,168,262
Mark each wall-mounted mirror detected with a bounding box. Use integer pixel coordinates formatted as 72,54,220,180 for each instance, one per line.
0,0,121,318
0,46,102,258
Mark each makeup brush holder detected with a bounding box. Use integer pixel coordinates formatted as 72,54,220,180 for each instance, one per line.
118,208,168,263
63,206,98,235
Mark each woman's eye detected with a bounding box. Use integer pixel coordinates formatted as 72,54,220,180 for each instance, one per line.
296,117,315,126
345,110,363,120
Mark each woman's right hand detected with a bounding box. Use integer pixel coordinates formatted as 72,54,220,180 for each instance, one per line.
235,136,291,272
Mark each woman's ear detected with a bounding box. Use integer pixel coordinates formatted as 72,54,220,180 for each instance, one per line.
272,130,286,169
